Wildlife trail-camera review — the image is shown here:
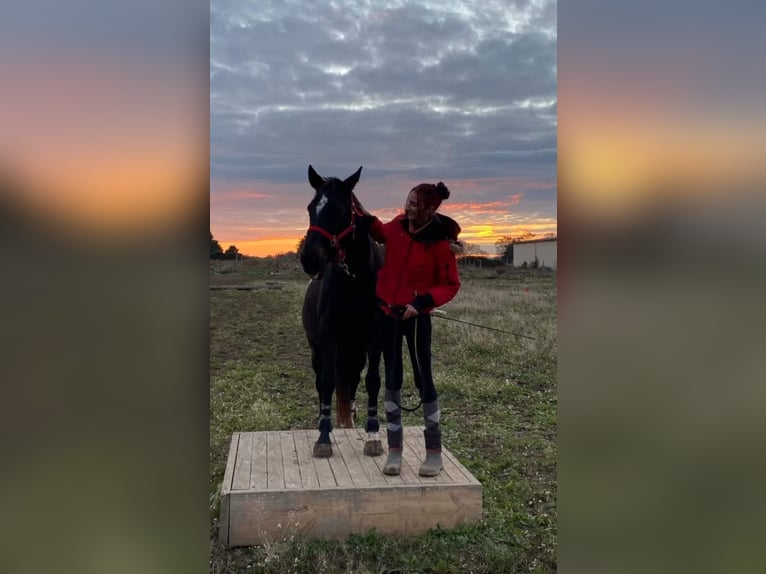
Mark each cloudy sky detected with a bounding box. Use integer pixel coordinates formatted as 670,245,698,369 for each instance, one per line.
559,1,766,221
211,0,557,256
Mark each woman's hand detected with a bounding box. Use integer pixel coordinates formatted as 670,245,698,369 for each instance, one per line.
402,304,419,320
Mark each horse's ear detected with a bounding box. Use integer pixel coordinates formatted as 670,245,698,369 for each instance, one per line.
308,165,324,191
344,166,363,190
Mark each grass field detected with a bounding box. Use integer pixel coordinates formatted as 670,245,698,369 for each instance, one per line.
210,256,557,573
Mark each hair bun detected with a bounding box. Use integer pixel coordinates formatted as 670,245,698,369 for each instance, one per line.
435,182,450,200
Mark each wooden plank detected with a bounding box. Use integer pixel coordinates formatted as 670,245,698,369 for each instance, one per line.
280,431,302,489
325,432,354,487
293,429,320,489
266,431,284,490
441,448,479,485
221,433,239,495
250,432,268,489
303,430,336,488
219,493,231,545
397,433,424,485
342,484,481,520
349,428,389,486
227,484,483,547
441,448,482,486
334,429,371,486
232,432,253,490
403,429,452,485
218,434,239,545
438,450,468,484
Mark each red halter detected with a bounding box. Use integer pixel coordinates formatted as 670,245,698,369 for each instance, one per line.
306,204,363,264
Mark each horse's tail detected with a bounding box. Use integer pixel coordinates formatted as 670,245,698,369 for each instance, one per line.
335,346,366,428
335,385,354,428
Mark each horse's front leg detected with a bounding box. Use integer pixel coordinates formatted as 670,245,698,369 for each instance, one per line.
313,348,335,458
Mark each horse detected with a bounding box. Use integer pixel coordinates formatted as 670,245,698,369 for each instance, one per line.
299,164,384,458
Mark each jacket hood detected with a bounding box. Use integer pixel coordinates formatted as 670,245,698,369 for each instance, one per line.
397,213,461,243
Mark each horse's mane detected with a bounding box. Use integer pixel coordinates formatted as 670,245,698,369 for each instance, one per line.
351,192,372,217
350,192,384,272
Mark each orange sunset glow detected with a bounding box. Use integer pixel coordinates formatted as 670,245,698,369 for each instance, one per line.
560,47,766,224
214,207,557,258
563,117,765,215
212,173,557,258
1,55,205,235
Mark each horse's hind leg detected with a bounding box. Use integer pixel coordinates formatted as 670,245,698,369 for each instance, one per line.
311,344,333,458
363,337,384,456
314,386,334,457
310,343,322,397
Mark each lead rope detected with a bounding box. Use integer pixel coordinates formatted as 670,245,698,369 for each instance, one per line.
392,313,424,413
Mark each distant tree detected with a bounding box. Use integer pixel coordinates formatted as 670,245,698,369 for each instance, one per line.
495,236,513,263
460,242,488,257
459,255,505,268
210,232,223,258
498,242,513,264
225,245,239,257
495,231,535,263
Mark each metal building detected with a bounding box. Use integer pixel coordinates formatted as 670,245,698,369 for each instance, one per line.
513,237,557,269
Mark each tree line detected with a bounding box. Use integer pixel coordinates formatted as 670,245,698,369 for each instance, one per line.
212,230,555,263
210,232,242,260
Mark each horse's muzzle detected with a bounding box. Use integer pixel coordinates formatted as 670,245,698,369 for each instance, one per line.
300,253,319,276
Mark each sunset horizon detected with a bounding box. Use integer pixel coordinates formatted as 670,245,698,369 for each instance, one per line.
214,214,559,259
211,2,557,259
211,176,557,258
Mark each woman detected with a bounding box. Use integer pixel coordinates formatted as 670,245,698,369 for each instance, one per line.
366,182,462,476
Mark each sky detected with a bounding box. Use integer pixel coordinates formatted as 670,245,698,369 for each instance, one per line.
559,0,766,222
210,0,557,256
0,1,207,235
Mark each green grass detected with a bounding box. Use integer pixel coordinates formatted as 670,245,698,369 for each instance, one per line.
210,257,557,573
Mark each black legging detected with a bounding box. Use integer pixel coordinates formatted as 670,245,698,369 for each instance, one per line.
379,311,438,404
379,310,441,436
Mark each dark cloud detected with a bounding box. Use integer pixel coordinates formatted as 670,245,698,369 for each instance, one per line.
212,0,556,223
2,0,205,64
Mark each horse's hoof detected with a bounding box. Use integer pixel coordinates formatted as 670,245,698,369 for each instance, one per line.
313,442,333,458
363,440,384,457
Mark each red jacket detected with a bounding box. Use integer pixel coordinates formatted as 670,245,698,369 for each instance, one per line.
368,213,461,315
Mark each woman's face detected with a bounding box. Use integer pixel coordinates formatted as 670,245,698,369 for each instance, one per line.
404,190,434,226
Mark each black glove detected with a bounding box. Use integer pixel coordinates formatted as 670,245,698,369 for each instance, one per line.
390,305,407,319
410,293,434,312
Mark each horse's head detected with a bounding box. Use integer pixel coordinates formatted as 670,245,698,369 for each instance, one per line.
300,164,362,278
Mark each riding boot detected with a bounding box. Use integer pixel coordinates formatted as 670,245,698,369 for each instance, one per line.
419,428,443,477
383,429,403,475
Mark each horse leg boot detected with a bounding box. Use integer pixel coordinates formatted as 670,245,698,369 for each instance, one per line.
313,402,333,458
383,428,403,475
363,367,383,456
419,428,443,476
363,408,383,456
419,398,443,476
382,389,403,474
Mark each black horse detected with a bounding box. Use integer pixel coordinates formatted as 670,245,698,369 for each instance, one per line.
300,165,384,458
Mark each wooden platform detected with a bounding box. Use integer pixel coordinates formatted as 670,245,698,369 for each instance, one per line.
219,426,483,547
